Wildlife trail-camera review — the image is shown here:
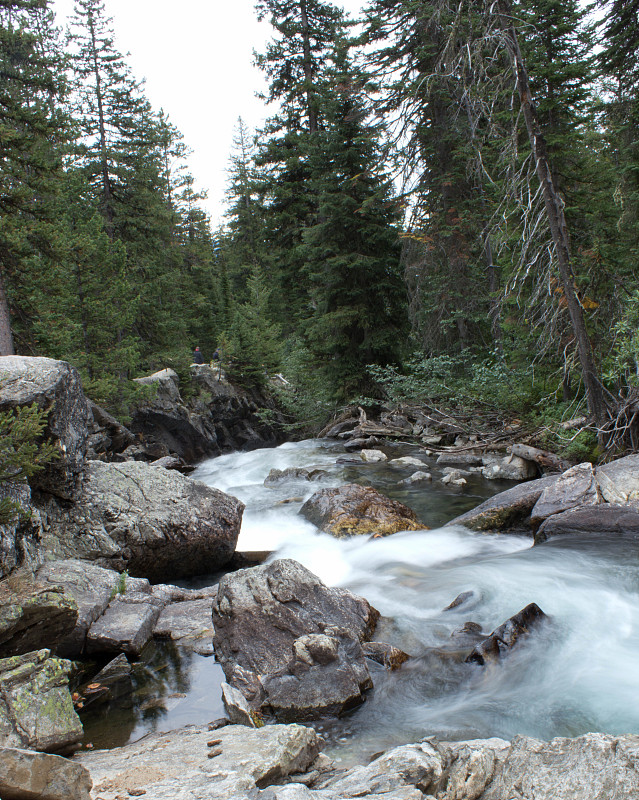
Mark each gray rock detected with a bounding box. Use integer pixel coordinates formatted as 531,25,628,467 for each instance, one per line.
596,453,639,505
360,449,387,463
86,594,163,655
389,456,426,468
399,471,432,485
300,484,422,538
36,560,120,657
362,641,410,670
222,681,257,727
465,603,547,665
481,454,537,481
0,573,77,657
39,460,243,582
212,559,378,719
0,649,83,754
79,654,133,709
535,504,639,544
442,470,467,487
154,597,215,655
265,468,328,486
436,453,483,467
0,746,92,800
343,436,382,451
77,723,321,800
447,475,558,531
0,356,90,500
531,463,602,525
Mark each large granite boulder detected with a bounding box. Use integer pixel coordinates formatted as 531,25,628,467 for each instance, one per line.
446,475,558,531
535,504,639,544
0,356,89,500
300,484,423,538
129,365,284,462
0,572,77,657
38,460,243,582
0,649,83,754
0,747,92,800
212,559,379,720
77,723,322,800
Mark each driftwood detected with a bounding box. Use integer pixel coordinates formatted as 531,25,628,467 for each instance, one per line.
511,443,569,473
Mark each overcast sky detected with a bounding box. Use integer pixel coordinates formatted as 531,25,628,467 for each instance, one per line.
52,0,365,226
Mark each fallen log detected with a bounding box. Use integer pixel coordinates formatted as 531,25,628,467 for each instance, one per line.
511,443,569,473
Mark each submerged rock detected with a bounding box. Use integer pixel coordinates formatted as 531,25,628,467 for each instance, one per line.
465,603,547,665
362,641,410,670
300,484,422,538
39,460,243,582
264,467,328,486
0,649,83,754
212,559,378,720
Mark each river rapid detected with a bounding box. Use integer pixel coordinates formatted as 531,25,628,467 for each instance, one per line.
83,440,639,763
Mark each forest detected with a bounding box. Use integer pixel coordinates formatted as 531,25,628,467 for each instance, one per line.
1,0,638,456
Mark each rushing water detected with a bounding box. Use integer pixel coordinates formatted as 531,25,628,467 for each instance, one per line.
82,440,639,762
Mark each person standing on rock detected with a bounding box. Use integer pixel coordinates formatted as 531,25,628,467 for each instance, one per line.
193,346,205,365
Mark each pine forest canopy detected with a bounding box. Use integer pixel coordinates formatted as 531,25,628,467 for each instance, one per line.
0,0,638,451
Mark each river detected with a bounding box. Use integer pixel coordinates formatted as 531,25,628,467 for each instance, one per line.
81,440,639,763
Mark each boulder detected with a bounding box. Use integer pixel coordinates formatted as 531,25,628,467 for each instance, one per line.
0,649,83,754
300,484,422,538
0,356,89,500
343,436,382,451
535,504,639,544
465,603,547,665
38,460,243,582
86,592,163,656
436,452,483,467
442,470,468,487
389,456,426,468
530,463,602,526
77,723,322,800
212,559,379,719
596,453,639,505
447,475,558,531
481,454,538,481
360,449,387,463
399,471,432,485
0,746,92,800
222,681,257,727
153,597,215,655
0,573,77,657
264,467,328,486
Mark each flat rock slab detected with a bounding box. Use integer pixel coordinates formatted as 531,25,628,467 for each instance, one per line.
87,595,163,655
36,560,120,657
535,504,639,544
77,723,321,800
0,576,77,657
0,649,82,754
154,598,215,655
447,475,557,531
300,484,422,538
437,453,483,467
0,746,92,800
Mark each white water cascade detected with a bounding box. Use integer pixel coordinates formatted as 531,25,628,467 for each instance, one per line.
191,440,639,763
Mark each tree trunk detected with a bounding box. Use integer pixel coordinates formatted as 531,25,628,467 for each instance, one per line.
0,269,15,356
496,0,608,428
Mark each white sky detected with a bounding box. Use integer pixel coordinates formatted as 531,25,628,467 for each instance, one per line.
52,0,365,226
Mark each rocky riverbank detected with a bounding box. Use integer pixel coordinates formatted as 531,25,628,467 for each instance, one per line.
2,356,639,799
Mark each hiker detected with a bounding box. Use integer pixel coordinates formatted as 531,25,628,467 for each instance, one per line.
212,347,221,362
192,346,205,364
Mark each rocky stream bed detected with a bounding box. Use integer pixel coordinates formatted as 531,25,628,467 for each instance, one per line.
1,355,639,800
